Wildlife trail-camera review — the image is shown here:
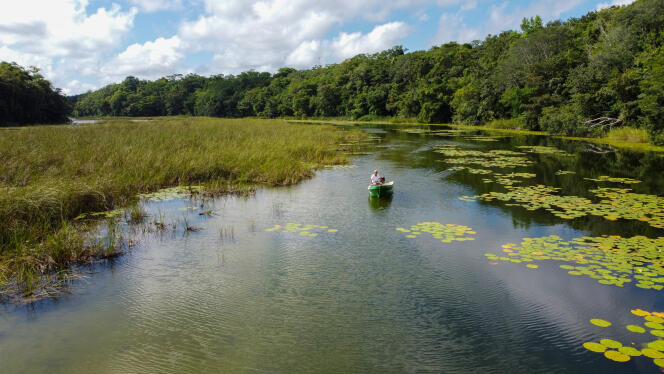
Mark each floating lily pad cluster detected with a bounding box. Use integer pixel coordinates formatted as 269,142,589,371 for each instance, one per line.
584,176,642,184
138,186,204,202
398,128,431,134
555,170,576,175
448,166,493,175
396,222,476,243
583,175,641,184
516,145,571,156
434,145,534,168
583,309,664,367
485,172,537,186
460,185,664,228
449,165,536,186
430,129,475,136
265,223,338,237
74,208,125,220
484,235,664,289
462,135,501,142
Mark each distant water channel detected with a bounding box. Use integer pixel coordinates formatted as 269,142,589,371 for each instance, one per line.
1,125,664,373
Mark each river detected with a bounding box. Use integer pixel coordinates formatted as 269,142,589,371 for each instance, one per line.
1,125,663,373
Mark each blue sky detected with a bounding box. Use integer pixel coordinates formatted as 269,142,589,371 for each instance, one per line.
0,0,633,94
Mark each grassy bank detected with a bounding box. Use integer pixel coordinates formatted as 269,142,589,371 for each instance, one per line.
0,117,365,299
288,119,664,153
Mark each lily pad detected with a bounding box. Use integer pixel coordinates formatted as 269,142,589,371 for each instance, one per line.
600,339,622,349
645,322,664,330
642,348,664,359
397,222,476,243
618,347,642,356
583,342,607,353
604,350,630,362
648,341,664,351
626,325,646,333
632,309,652,317
590,319,612,328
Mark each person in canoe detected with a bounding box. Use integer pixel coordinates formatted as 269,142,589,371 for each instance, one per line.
370,170,385,185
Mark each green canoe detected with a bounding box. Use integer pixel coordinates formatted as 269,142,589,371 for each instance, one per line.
368,181,394,197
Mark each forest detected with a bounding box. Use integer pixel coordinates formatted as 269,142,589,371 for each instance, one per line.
3,0,662,143
0,62,71,125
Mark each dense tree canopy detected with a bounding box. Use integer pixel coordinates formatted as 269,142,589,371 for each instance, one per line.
71,0,664,143
0,62,71,125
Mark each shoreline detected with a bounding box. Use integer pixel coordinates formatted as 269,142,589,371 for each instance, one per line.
287,119,664,153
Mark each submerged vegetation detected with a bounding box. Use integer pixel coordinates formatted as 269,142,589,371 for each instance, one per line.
0,117,364,299
69,0,664,144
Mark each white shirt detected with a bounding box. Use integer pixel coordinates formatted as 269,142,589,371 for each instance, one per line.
371,174,381,184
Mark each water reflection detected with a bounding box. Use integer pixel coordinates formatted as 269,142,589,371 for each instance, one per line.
368,195,393,211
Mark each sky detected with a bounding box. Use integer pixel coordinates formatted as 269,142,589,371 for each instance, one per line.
0,0,634,95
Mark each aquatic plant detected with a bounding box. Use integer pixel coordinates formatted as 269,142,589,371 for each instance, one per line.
396,222,476,243
555,170,576,175
461,185,664,228
448,166,493,175
138,186,205,202
583,309,664,367
484,235,664,289
265,223,338,237
462,135,502,142
516,145,571,156
434,145,534,168
584,176,642,184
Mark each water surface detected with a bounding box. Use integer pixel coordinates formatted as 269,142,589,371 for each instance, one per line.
1,125,663,373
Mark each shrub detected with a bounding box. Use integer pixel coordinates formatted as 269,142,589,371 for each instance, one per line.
539,106,584,136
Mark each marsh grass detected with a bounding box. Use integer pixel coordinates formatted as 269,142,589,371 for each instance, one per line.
484,118,524,129
604,127,650,143
126,204,148,224
0,117,364,299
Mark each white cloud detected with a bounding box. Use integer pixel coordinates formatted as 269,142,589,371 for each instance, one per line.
596,0,634,10
177,1,417,74
101,36,185,81
63,80,97,95
331,22,411,60
0,0,136,89
0,1,136,57
285,40,322,67
286,22,410,68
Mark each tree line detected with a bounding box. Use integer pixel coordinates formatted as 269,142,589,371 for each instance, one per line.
52,0,664,143
0,62,71,125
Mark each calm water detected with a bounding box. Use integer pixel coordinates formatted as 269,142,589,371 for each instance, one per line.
2,125,664,373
